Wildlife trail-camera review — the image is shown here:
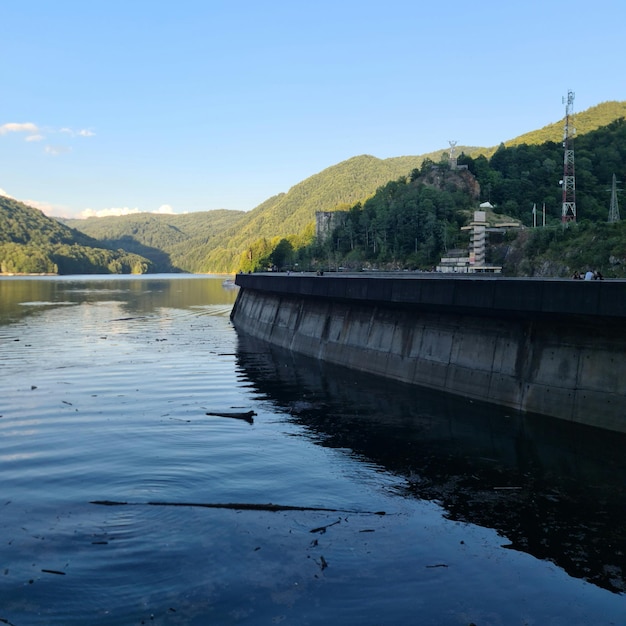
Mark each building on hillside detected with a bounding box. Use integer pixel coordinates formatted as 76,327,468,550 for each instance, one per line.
437,204,519,273
437,249,472,272
315,211,347,242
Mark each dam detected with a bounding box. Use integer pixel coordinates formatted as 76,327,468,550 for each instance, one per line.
230,273,626,433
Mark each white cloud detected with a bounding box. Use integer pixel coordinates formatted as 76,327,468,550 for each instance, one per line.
79,207,141,218
154,204,176,214
77,205,181,219
0,122,39,136
1,122,94,147
23,199,72,218
59,127,95,138
45,145,72,156
2,191,179,220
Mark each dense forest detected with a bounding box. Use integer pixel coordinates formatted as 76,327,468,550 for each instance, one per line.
284,110,626,277
0,196,153,274
65,155,431,273
3,100,626,276
63,210,245,272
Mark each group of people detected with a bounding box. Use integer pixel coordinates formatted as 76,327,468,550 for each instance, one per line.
572,270,604,280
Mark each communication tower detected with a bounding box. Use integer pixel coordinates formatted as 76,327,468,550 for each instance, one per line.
561,91,576,223
448,140,458,170
608,173,621,223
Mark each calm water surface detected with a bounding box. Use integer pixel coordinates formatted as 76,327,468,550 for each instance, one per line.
0,275,625,625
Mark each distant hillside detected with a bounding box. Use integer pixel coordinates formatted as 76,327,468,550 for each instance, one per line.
424,101,626,161
299,110,626,277
66,155,432,273
63,209,245,272
200,154,436,272
0,195,153,274
499,100,626,151
36,99,626,274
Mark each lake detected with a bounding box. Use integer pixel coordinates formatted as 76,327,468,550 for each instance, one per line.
1,275,625,625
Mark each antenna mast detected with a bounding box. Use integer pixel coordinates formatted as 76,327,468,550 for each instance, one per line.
561,90,576,223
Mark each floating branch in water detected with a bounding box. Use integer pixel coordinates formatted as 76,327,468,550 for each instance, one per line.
110,316,146,322
90,500,386,515
205,410,256,424
310,519,342,534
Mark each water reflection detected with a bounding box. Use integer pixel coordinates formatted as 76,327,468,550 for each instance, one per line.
0,275,238,324
235,334,626,594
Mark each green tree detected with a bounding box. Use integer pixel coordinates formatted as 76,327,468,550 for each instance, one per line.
269,238,294,269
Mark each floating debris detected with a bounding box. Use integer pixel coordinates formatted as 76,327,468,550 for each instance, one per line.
205,410,256,424
310,519,341,534
90,500,386,515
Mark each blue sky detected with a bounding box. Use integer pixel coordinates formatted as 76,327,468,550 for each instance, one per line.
1,0,624,219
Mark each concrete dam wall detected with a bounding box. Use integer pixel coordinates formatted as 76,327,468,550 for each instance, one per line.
231,273,626,433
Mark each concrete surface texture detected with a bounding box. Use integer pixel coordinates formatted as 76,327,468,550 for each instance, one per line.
231,273,626,432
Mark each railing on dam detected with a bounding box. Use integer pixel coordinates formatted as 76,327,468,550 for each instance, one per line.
234,272,626,321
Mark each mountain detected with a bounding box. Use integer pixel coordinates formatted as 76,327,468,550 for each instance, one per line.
501,100,626,151
63,209,245,273
301,109,626,277
66,155,433,273
0,195,153,274
9,99,626,275
200,155,437,272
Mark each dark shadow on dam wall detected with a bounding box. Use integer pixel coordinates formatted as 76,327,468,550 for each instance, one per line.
232,273,626,433
234,332,626,594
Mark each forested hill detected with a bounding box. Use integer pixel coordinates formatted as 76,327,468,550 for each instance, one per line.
300,113,626,277
0,195,153,274
63,100,626,274
200,155,434,272
12,98,626,275
66,155,434,273
63,209,245,273
501,100,626,151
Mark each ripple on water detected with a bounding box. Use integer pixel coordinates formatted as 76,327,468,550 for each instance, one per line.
2,277,626,625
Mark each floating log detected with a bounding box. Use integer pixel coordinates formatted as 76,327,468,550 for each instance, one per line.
90,500,386,515
205,410,256,424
